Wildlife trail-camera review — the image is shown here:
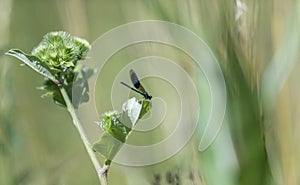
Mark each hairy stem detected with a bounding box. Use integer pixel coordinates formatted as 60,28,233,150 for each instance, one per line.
60,87,108,185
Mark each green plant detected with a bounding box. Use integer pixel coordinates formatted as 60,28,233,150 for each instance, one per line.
5,31,151,185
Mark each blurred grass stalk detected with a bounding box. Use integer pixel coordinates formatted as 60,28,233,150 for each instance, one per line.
196,0,300,185
262,1,300,184
55,0,89,38
218,1,272,184
0,0,14,185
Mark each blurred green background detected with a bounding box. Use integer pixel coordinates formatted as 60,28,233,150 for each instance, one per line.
1,0,300,185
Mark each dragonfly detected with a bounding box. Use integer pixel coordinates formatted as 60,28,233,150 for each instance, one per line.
120,69,152,100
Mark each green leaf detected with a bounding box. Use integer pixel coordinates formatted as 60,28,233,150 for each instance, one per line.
92,132,123,160
105,113,131,143
138,99,152,119
5,49,58,84
93,98,152,160
39,79,66,107
72,65,96,108
121,98,142,128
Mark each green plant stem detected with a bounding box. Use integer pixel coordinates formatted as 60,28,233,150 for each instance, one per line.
60,87,109,185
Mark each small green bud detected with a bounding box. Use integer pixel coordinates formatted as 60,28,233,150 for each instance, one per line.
31,31,91,73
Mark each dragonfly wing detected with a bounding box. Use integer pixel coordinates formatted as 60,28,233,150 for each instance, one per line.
130,69,146,92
